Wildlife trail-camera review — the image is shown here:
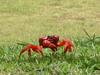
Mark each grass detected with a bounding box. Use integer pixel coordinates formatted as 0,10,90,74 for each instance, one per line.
0,0,100,43
0,38,100,75
0,0,100,75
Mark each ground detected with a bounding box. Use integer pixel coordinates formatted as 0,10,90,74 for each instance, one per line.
0,0,100,75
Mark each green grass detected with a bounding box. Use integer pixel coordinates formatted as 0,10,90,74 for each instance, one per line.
0,38,100,75
0,0,100,75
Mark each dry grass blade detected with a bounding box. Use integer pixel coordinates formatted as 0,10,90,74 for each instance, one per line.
83,28,92,40
17,42,29,46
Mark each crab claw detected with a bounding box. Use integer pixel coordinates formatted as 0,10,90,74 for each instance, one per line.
39,35,59,46
39,36,48,46
19,44,43,57
57,39,74,53
42,40,57,52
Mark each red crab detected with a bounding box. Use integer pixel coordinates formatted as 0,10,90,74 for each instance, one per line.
19,35,74,57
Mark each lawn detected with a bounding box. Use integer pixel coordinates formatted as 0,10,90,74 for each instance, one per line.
0,0,100,75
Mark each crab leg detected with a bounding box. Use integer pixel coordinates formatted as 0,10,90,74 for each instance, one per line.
19,44,43,57
57,39,73,53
